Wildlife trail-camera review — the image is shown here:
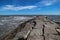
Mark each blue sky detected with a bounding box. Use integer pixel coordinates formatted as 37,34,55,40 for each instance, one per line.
0,0,60,15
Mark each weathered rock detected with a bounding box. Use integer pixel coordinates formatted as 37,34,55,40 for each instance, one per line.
27,29,44,40
45,34,60,40
44,23,58,34
44,27,57,34
13,23,33,40
56,29,60,33
0,16,60,40
13,30,30,40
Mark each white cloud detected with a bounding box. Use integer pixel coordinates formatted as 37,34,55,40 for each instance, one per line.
2,5,37,11
36,0,57,6
0,0,58,11
42,0,57,6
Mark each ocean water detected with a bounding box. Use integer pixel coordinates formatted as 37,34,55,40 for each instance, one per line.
46,15,60,22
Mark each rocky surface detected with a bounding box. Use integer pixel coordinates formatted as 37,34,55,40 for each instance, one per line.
27,16,60,40
0,16,34,40
0,16,60,40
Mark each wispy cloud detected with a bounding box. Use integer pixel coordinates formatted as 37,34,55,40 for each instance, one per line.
1,5,37,11
0,0,58,11
41,0,57,6
36,0,57,6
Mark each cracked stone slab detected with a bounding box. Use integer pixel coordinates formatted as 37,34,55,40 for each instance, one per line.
45,34,60,40
27,29,44,40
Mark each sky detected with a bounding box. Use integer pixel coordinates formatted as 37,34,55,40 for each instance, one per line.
0,0,60,15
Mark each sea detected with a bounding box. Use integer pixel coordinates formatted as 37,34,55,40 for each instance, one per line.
45,15,60,22
0,15,60,22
